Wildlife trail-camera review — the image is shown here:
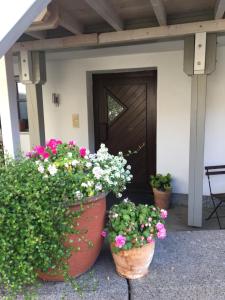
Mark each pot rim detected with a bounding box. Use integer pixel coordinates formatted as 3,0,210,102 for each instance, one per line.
110,240,155,254
68,192,107,208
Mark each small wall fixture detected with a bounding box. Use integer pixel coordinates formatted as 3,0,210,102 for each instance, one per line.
52,93,60,107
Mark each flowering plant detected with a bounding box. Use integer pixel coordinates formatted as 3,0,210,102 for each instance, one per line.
27,139,132,201
104,199,167,253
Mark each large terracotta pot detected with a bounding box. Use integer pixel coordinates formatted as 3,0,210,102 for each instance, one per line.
38,193,106,281
153,188,171,209
111,242,155,279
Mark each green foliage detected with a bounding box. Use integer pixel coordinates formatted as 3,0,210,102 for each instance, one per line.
150,173,172,192
0,139,132,296
0,158,78,295
106,199,166,253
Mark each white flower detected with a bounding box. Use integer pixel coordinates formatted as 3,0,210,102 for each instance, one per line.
72,160,78,166
64,162,69,168
113,213,119,218
126,165,131,170
92,166,104,179
123,198,128,203
117,193,122,198
95,183,102,191
81,182,88,188
86,162,92,168
115,172,120,178
48,164,57,176
67,152,73,158
35,160,41,165
75,191,83,200
38,165,45,173
87,181,94,187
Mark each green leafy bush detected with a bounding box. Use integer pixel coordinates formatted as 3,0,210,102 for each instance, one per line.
150,173,172,192
105,199,167,253
0,158,76,294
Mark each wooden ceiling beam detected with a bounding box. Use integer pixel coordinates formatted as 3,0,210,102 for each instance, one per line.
27,2,84,36
85,0,123,31
58,8,84,34
13,33,98,52
215,0,225,19
26,31,47,40
150,0,167,25
13,18,225,52
27,3,59,32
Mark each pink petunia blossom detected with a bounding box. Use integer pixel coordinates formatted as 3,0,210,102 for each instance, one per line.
141,224,145,229
69,140,76,146
101,230,107,238
156,222,165,231
42,152,50,159
115,235,126,248
51,148,57,155
79,147,86,157
160,209,168,219
34,146,45,155
157,228,167,239
46,139,62,150
147,235,154,243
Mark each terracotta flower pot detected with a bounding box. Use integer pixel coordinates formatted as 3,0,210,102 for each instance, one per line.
153,188,171,209
38,193,106,281
111,242,155,279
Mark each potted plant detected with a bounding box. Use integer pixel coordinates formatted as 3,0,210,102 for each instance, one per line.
150,173,172,209
0,139,132,295
103,199,167,279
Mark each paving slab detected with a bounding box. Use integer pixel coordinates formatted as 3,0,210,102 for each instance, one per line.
130,230,225,300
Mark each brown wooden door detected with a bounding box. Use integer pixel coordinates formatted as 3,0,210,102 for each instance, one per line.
93,71,156,190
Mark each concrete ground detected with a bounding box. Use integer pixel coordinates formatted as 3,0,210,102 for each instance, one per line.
166,205,225,231
14,230,225,300
13,208,225,300
3,197,224,299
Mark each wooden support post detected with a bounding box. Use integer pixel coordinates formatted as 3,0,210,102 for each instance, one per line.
0,51,20,157
188,75,207,227
184,33,217,227
26,84,45,148
19,51,46,148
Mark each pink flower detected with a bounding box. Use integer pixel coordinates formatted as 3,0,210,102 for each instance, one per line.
79,147,86,157
101,230,107,238
69,140,76,146
46,139,62,150
51,148,57,155
160,209,168,219
26,151,32,158
156,222,165,231
157,228,167,239
141,224,145,229
34,146,45,155
115,235,126,248
42,152,50,159
147,235,154,243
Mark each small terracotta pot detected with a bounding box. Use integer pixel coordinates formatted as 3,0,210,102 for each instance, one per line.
153,188,171,209
38,194,106,281
111,242,155,279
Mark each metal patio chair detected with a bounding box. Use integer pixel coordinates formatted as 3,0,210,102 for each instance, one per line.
205,165,225,229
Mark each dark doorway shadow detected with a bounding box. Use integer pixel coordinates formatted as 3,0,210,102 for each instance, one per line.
106,189,154,210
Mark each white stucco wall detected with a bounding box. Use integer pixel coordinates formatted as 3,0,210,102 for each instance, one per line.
18,38,225,195
204,41,225,195
41,41,191,194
